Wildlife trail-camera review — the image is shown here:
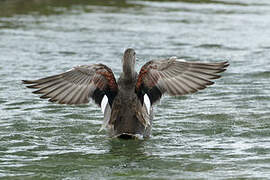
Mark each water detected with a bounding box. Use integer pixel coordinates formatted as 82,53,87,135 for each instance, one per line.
1,0,270,179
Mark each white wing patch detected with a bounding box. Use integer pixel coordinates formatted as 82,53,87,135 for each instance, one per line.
101,95,108,114
144,94,151,115
99,95,111,132
98,102,111,132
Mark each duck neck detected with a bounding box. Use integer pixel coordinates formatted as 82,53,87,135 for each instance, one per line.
121,58,136,83
123,63,135,81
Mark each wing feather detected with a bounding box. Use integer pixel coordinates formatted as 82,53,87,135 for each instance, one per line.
136,58,229,104
23,64,118,106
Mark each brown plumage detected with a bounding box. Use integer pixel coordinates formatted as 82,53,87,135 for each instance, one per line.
136,58,229,105
23,48,229,139
22,64,118,106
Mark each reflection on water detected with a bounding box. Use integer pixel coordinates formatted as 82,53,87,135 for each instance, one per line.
1,0,270,179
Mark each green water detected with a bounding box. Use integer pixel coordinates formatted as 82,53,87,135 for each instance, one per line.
1,0,270,179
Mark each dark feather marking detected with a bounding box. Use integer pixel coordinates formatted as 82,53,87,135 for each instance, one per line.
147,86,162,105
92,89,105,106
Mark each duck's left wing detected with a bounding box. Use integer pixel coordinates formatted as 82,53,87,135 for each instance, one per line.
135,58,229,105
22,64,118,106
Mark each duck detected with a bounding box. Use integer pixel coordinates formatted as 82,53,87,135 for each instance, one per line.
22,48,229,139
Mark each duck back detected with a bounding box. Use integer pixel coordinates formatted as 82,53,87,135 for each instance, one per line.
108,77,152,138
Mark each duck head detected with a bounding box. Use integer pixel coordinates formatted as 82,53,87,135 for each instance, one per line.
122,48,136,80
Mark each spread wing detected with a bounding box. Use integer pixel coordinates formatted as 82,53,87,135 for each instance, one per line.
135,57,229,105
22,64,118,106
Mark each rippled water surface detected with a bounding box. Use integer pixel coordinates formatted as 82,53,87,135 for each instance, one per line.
1,0,270,179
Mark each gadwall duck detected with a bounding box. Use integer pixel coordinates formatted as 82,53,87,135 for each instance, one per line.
23,48,229,139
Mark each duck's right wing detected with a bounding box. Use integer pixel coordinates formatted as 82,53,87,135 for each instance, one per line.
135,58,229,105
22,64,118,107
